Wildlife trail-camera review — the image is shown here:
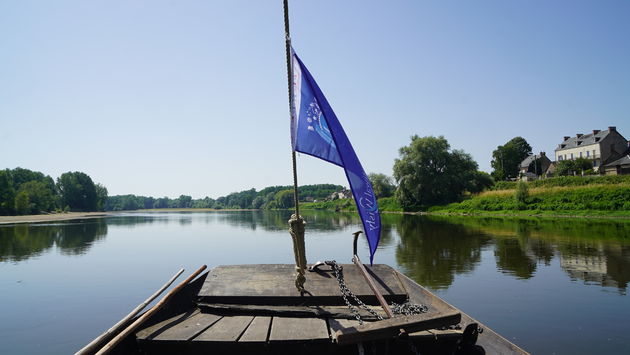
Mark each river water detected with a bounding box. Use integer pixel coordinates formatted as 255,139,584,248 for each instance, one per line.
1,211,628,354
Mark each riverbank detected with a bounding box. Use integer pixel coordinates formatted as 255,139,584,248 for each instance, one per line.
0,212,111,225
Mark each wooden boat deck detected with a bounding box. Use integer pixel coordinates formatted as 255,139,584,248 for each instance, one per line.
130,264,529,355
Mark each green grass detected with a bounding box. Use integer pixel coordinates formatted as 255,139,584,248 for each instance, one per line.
430,183,630,217
493,175,630,190
300,196,403,212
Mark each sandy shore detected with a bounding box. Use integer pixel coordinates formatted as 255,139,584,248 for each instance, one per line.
0,212,111,225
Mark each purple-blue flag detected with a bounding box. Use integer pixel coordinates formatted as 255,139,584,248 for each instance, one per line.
290,49,381,264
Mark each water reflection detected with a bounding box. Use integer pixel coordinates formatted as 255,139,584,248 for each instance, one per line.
0,219,107,262
394,215,492,289
428,216,630,293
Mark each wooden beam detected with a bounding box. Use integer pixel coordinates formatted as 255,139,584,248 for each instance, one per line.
334,310,461,346
353,255,394,318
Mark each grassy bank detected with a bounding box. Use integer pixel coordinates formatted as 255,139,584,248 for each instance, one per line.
430,177,630,217
300,197,404,212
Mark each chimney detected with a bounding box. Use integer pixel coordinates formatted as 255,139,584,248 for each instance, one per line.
592,129,600,135
540,151,546,156
576,133,583,138
563,136,570,141
609,126,617,132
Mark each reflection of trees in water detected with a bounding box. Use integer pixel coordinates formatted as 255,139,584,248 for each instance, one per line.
430,216,630,293
494,237,537,279
394,215,491,290
0,219,107,262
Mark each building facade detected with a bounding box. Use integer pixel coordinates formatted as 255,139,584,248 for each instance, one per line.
554,126,628,172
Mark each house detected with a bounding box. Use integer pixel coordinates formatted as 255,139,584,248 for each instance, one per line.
519,152,551,180
554,126,628,172
601,143,630,175
602,155,630,175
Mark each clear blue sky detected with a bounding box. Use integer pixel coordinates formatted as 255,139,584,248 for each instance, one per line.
1,1,629,198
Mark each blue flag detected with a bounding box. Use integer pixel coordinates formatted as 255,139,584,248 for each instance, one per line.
290,49,381,264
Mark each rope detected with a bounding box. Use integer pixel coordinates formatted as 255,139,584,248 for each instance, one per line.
289,213,307,291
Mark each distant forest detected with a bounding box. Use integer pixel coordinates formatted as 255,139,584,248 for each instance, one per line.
0,168,107,215
0,167,344,215
105,184,344,211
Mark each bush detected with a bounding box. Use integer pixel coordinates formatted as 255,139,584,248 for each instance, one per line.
515,182,529,210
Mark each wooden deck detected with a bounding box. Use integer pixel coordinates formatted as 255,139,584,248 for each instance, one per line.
131,264,528,355
198,264,408,305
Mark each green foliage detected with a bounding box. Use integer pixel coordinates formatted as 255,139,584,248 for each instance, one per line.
491,137,532,180
274,190,295,209
555,158,593,176
0,170,16,215
493,175,630,191
393,135,480,210
469,171,494,194
515,182,529,209
432,184,630,214
17,181,56,214
368,173,396,198
95,183,108,211
14,190,30,215
57,172,98,212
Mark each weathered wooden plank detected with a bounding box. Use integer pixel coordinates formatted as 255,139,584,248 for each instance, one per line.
198,264,406,305
238,316,271,343
334,310,461,346
135,309,200,340
269,317,330,342
152,312,222,341
193,315,254,342
328,318,362,342
409,329,463,340
197,302,386,320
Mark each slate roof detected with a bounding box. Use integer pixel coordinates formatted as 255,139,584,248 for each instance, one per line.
555,129,611,151
603,155,630,167
520,154,548,168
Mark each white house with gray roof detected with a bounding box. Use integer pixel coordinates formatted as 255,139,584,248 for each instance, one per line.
554,126,628,172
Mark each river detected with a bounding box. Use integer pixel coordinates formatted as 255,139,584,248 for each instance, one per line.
1,211,628,354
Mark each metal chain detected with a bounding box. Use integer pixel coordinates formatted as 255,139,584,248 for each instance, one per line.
326,261,428,323
327,260,383,324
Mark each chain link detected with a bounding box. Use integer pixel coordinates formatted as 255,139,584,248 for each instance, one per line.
325,261,428,323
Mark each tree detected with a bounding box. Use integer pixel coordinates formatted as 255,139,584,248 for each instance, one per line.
17,181,56,214
468,171,494,194
0,170,15,215
393,135,479,209
274,190,295,209
95,183,108,211
368,173,396,198
491,137,532,181
14,190,30,215
555,158,592,176
57,172,98,211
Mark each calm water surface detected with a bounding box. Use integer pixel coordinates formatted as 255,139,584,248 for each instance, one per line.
1,211,629,354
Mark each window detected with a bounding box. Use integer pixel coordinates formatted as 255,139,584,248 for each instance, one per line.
587,151,590,157
570,153,574,159
558,155,563,161
594,160,598,167
579,152,582,158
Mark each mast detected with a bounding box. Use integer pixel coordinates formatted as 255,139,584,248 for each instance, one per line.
283,0,307,292
283,0,300,218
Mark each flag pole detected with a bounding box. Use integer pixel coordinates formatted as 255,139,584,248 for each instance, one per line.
283,0,307,292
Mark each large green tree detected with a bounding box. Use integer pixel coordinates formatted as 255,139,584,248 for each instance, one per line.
555,158,592,176
57,172,98,211
368,173,396,198
490,137,532,181
393,135,479,209
17,181,56,214
0,170,15,215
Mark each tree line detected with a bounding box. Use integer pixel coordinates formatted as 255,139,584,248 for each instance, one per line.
104,184,344,211
0,168,107,215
